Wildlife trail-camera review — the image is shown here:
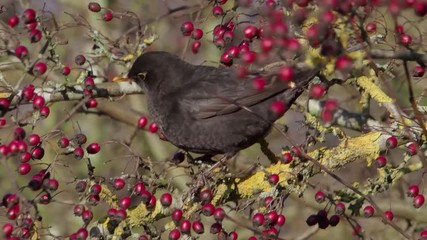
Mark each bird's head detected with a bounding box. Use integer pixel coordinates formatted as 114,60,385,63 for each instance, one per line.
127,51,184,92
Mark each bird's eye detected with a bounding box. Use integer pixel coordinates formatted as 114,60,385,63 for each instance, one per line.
137,72,147,81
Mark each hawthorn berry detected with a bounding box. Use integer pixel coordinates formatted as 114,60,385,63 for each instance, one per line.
191,40,201,54
18,163,31,175
113,178,125,190
15,45,29,59
75,55,86,65
413,194,425,208
252,212,265,226
192,220,204,234
315,191,326,203
32,62,47,76
408,185,420,197
201,202,215,216
148,122,158,133
375,156,387,168
180,219,191,234
33,96,45,109
87,143,100,154
212,6,224,17
384,210,394,221
88,2,101,12
103,11,113,21
23,8,37,23
160,193,172,207
8,15,19,27
181,21,194,36
171,209,183,222
73,147,84,160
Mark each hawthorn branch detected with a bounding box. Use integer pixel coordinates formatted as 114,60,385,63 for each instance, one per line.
369,49,427,65
2,81,143,106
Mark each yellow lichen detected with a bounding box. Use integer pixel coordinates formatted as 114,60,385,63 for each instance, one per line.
127,199,163,226
212,183,228,205
357,76,393,104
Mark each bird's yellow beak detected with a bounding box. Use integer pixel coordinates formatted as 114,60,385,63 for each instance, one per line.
112,76,131,82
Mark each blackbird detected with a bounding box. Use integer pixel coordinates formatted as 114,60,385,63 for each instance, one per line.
128,51,319,157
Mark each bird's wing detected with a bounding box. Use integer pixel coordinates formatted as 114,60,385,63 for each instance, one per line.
178,67,290,119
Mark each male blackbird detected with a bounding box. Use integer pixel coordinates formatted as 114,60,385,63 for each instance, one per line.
128,51,319,157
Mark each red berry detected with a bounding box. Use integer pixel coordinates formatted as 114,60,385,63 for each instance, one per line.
168,229,180,240
23,9,37,23
386,136,398,149
119,196,131,209
191,40,201,54
171,209,183,222
395,25,404,34
375,155,387,168
400,34,412,45
335,202,346,215
335,56,352,70
29,29,42,43
8,15,19,27
201,202,215,216
147,195,156,208
282,152,292,164
137,116,148,128
243,25,258,39
22,85,35,101
76,228,88,240
33,62,47,76
407,142,418,156
413,65,425,77
252,212,265,226
90,183,102,195
18,163,31,175
217,0,228,4
363,205,375,217
87,143,100,154
31,146,44,159
252,77,265,92
260,37,274,52
0,98,10,110
103,11,113,21
88,2,101,12
270,101,286,116
15,45,29,59
407,185,420,197
310,83,326,99
276,214,286,226
220,52,233,65
212,6,224,17
242,51,256,64
28,134,41,146
266,210,279,225
62,66,71,75
160,193,172,207
278,66,294,81
46,178,59,191
113,178,125,190
223,31,234,42
228,231,238,240
413,194,425,208
315,191,326,203
74,147,84,159
85,98,98,108
57,137,70,148
0,118,5,127
21,152,31,162
2,223,13,237
116,208,127,220
39,106,50,118
82,210,93,224
414,1,427,16
181,21,194,36
192,220,204,234
180,219,191,234
365,22,377,33
214,207,226,222
191,28,203,40
384,210,394,221
133,181,146,195
33,96,45,109
148,122,158,133
199,188,213,202
268,173,280,185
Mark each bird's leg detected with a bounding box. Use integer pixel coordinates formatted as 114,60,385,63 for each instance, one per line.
259,138,279,164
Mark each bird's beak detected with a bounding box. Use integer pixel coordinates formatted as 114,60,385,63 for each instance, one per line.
112,75,131,83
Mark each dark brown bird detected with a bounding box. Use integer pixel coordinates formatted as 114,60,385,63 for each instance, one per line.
128,51,319,157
